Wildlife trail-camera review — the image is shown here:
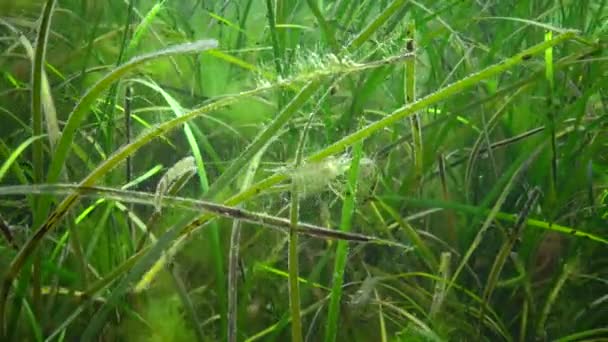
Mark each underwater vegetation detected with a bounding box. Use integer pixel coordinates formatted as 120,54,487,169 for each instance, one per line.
0,0,607,341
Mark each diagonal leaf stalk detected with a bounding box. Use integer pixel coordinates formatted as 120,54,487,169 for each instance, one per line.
384,195,607,244
204,79,320,201
307,31,576,162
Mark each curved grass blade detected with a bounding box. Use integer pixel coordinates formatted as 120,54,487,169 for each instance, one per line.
129,77,225,339
535,256,579,340
18,35,60,149
0,135,46,183
46,39,219,186
31,0,55,187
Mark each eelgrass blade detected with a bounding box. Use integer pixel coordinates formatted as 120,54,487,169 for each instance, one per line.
0,135,46,183
125,0,166,58
31,0,55,188
374,287,388,342
27,0,56,334
17,35,60,149
99,0,137,154
478,187,541,334
374,198,437,270
227,146,267,342
324,141,363,342
535,256,579,340
345,0,409,53
545,30,559,207
405,21,423,187
288,166,303,342
429,252,451,319
265,0,283,78
287,111,317,342
381,195,607,244
245,300,328,342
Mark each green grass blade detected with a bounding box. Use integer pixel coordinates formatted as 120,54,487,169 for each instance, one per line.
325,141,363,342
27,0,56,333
0,135,46,183
125,0,166,58
227,146,267,342
405,21,423,185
